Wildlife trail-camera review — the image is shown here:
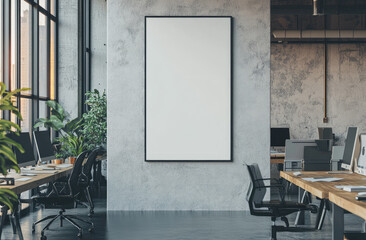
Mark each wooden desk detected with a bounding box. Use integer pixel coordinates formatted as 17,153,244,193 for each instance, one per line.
0,167,73,194
0,166,73,240
270,153,285,164
329,191,366,240
280,171,366,199
280,171,366,240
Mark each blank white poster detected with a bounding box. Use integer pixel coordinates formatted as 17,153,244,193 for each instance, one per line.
145,17,232,161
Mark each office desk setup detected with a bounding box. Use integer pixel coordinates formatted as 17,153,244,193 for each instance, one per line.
280,171,366,240
0,165,73,240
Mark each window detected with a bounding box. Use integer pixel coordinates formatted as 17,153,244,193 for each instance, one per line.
0,0,58,132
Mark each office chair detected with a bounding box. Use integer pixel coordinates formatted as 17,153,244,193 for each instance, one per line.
76,149,99,216
246,164,318,240
32,151,94,240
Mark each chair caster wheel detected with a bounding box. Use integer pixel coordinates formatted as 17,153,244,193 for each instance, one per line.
77,231,82,238
32,225,35,233
40,235,47,240
88,227,94,232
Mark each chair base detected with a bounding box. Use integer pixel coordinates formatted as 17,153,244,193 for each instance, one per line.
32,209,94,239
271,220,317,240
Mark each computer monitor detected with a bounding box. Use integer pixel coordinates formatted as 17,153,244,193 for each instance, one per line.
285,140,317,161
33,130,55,163
271,128,290,147
318,127,333,140
341,127,358,171
356,134,366,176
7,132,36,167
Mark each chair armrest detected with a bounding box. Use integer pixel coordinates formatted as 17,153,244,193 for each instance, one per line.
256,184,286,202
255,178,281,184
256,184,283,189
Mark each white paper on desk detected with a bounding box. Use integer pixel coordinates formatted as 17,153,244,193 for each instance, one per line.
302,177,343,182
16,177,32,181
335,185,361,189
55,164,72,168
21,170,57,174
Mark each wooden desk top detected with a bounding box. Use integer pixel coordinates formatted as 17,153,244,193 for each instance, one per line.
280,171,366,199
270,153,285,158
270,158,284,164
0,166,73,195
270,153,285,164
329,191,366,220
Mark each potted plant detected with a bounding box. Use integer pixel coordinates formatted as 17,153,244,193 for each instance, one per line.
0,83,29,211
57,132,86,164
33,101,85,164
82,89,107,151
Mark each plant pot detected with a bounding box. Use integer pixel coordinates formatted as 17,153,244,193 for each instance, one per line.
51,159,64,165
68,157,77,164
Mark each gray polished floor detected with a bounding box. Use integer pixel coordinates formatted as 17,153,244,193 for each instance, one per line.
2,193,365,240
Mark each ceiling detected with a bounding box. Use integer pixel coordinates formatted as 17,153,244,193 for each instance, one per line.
271,0,366,42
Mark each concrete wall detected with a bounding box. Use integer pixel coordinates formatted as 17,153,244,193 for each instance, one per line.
107,0,271,211
91,0,107,92
58,0,79,119
271,43,366,143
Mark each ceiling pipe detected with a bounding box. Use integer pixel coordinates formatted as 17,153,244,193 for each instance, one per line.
323,43,328,123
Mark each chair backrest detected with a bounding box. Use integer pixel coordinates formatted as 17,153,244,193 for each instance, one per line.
246,164,267,213
82,149,99,181
68,151,88,197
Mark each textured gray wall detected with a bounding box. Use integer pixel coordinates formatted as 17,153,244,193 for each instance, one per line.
91,0,107,92
107,0,270,210
271,44,366,143
58,0,79,118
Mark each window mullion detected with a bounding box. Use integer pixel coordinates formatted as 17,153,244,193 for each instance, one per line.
32,2,39,128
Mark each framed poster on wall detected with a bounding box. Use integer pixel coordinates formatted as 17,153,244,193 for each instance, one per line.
145,16,232,162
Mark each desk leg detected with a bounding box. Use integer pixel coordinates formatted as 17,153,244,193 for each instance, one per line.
0,206,8,238
13,201,24,240
295,188,306,225
332,203,344,240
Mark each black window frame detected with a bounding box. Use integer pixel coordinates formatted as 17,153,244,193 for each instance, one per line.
0,0,58,134
79,0,90,115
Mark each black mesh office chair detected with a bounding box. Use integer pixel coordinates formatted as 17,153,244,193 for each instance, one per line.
246,163,318,240
77,149,99,216
32,151,94,240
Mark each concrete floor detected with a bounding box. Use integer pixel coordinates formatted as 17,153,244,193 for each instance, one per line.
2,193,366,240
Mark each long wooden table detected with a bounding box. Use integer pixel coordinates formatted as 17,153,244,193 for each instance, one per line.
0,167,73,194
280,171,366,240
329,191,366,240
0,166,73,240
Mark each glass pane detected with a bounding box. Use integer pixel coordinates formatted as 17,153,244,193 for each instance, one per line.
20,2,32,94
11,0,16,90
39,0,47,10
39,101,48,131
20,98,31,132
0,0,2,83
39,13,48,97
50,21,56,100
50,0,56,16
